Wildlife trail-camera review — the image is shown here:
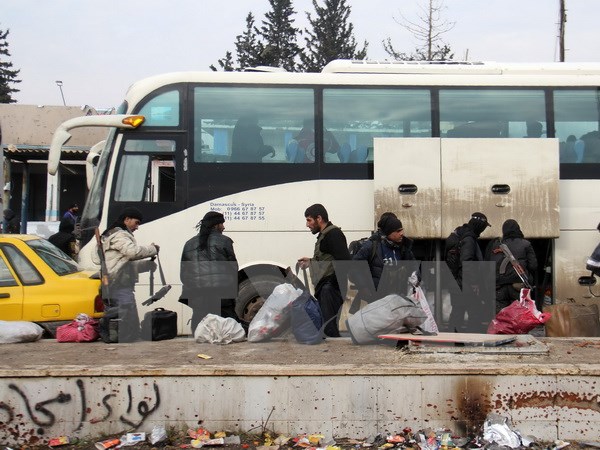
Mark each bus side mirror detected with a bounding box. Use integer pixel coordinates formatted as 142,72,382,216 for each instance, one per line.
578,275,597,286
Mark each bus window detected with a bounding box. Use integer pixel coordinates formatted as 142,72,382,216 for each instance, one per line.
440,89,546,138
323,88,432,163
554,90,600,163
193,87,314,163
114,139,177,203
138,90,180,127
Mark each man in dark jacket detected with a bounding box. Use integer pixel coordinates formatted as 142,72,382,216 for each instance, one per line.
180,211,239,333
298,204,350,337
352,216,416,303
48,217,78,259
485,219,538,313
2,209,20,233
447,212,491,331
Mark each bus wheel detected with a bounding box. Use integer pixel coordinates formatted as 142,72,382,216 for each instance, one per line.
235,276,282,323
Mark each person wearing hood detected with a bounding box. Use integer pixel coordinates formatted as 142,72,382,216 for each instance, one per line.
2,209,20,234
93,207,159,342
180,211,239,334
447,212,491,331
485,219,538,313
352,216,416,304
48,218,79,259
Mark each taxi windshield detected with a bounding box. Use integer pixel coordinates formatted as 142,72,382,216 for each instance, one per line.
27,239,80,275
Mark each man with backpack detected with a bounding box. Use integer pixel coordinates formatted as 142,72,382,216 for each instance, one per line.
445,212,491,331
351,216,416,305
485,219,538,314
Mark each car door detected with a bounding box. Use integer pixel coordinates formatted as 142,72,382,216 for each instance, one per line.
0,248,24,320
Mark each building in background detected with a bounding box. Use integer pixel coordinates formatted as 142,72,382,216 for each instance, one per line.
0,105,110,234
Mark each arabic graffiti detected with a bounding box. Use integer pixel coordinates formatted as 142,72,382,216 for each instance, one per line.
0,378,161,438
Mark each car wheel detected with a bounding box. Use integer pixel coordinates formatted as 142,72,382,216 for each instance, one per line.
235,276,282,323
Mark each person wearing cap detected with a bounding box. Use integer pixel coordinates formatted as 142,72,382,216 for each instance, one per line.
352,215,416,304
298,204,351,337
180,211,239,334
485,219,538,313
447,212,491,331
94,207,159,342
62,203,79,226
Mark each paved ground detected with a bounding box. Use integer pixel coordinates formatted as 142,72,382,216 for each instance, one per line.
2,334,600,377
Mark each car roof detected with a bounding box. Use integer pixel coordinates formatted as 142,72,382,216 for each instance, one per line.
0,234,42,242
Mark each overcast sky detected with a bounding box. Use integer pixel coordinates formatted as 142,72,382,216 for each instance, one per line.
4,0,600,108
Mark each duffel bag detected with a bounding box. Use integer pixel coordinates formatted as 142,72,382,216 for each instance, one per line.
346,294,427,345
56,313,99,343
141,308,177,341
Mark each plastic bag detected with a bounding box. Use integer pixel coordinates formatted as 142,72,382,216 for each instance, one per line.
247,283,302,342
291,290,323,344
409,277,438,334
483,414,522,448
0,320,44,343
346,294,427,344
150,425,168,445
56,313,99,343
487,288,551,335
194,314,245,344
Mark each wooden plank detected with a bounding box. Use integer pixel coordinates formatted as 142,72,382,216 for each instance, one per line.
379,332,517,347
407,334,548,355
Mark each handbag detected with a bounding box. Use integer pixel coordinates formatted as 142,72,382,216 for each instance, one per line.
56,313,99,343
141,308,177,341
487,288,551,335
142,255,172,306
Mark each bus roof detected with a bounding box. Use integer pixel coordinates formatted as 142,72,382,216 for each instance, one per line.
322,59,600,75
122,60,600,112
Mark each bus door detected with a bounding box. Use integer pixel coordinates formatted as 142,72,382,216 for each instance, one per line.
373,138,442,239
109,133,185,225
374,137,560,315
374,137,560,239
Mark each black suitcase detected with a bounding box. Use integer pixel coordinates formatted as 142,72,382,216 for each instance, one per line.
141,308,177,341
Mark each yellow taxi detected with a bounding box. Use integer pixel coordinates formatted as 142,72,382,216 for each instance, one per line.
0,234,103,335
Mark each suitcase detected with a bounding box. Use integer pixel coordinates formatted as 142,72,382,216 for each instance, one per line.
141,308,177,341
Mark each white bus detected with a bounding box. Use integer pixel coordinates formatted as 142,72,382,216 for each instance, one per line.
49,60,600,331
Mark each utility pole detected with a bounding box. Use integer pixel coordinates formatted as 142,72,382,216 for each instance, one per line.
559,0,566,62
55,80,66,106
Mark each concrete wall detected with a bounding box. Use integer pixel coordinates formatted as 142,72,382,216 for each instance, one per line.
1,373,598,446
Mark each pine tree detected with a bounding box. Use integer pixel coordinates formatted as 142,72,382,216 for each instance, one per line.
235,13,264,70
259,0,301,71
300,0,368,73
0,28,21,103
210,51,235,72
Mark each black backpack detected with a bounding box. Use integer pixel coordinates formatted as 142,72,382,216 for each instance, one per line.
348,235,380,263
444,230,462,276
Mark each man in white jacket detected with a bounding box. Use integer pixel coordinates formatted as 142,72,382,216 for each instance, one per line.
95,207,159,342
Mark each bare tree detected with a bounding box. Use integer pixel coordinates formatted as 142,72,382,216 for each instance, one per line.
383,0,455,61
